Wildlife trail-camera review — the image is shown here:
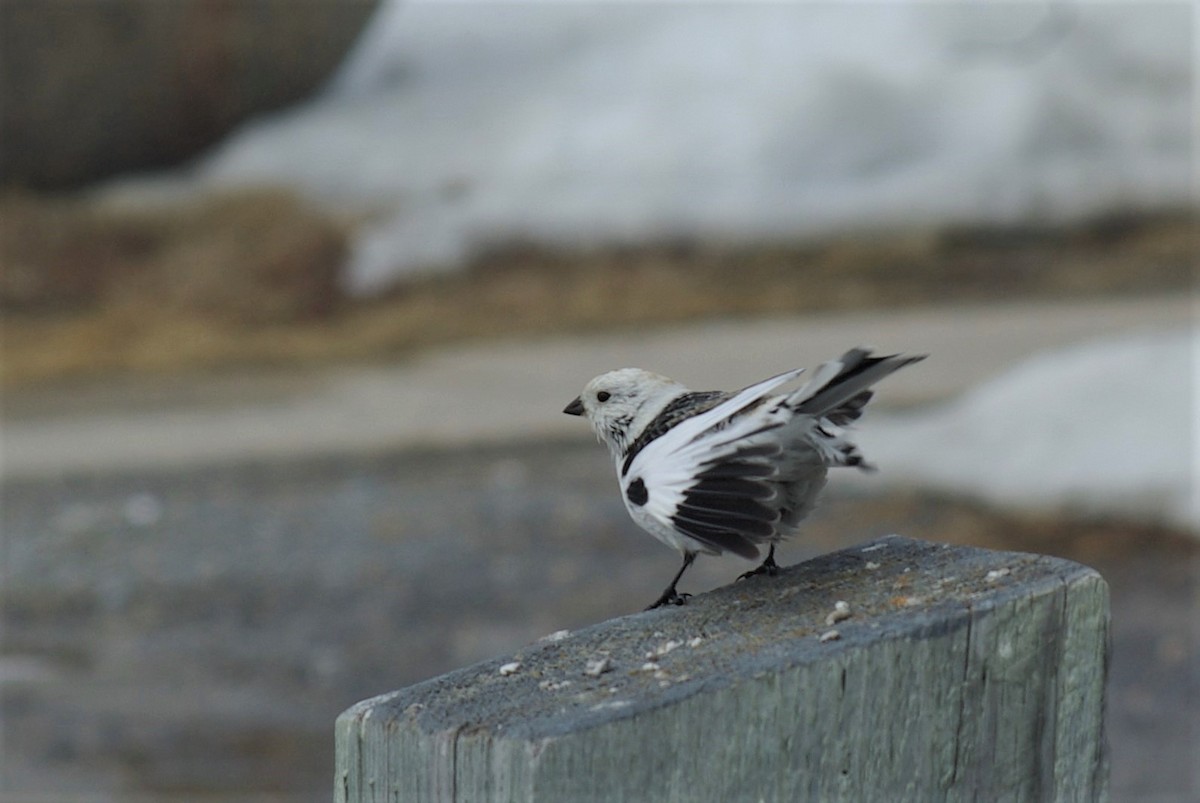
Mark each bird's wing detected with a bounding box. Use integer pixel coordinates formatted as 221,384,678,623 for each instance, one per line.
621,368,805,558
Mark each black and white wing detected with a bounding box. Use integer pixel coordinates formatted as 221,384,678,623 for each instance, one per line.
620,368,805,559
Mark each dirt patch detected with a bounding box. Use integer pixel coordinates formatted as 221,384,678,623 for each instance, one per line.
1,188,345,319
1,186,1193,386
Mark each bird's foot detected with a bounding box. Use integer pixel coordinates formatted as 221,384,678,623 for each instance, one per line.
738,553,780,581
645,588,691,610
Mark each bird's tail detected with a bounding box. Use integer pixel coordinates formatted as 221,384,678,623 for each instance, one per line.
788,348,925,422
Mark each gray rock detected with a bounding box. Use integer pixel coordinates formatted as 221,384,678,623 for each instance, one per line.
0,0,381,189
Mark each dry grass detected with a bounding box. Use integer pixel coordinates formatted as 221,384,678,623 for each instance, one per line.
833,489,1199,568
1,185,1194,387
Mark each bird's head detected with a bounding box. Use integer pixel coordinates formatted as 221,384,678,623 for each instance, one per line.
564,368,685,456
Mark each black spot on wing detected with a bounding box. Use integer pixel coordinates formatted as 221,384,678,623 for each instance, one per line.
625,477,648,507
621,390,730,475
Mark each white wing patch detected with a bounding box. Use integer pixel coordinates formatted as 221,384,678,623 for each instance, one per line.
620,367,805,556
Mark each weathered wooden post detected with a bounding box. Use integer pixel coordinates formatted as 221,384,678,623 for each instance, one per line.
336,536,1109,802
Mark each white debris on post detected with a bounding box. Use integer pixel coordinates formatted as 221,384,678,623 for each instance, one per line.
335,535,1109,802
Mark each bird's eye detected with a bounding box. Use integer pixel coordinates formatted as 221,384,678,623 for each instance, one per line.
596,391,611,402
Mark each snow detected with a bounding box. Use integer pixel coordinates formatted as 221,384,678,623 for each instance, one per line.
103,1,1194,295
83,1,1196,531
857,327,1199,535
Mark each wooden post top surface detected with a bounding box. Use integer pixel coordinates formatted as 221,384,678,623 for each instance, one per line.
340,535,1104,740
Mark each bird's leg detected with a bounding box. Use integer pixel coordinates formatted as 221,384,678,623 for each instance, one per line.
645,553,696,610
738,544,779,581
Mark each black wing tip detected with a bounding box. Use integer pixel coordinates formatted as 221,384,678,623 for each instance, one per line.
671,519,762,560
795,348,925,418
850,456,878,473
842,347,928,367
892,351,928,368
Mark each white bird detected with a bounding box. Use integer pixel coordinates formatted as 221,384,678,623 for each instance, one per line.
564,347,925,610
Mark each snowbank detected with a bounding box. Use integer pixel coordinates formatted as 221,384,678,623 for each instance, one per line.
858,327,1198,535
105,1,1193,295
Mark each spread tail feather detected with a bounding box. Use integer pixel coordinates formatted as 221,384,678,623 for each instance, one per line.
789,348,925,420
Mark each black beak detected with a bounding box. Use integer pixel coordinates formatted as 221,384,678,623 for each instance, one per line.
563,397,584,416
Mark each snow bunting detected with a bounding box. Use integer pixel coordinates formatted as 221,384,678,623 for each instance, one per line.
564,348,924,610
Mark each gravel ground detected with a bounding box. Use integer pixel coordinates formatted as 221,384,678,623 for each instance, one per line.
2,440,1195,800
2,213,1194,800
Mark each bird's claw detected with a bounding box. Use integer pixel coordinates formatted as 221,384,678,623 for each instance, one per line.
645,590,691,610
737,559,779,582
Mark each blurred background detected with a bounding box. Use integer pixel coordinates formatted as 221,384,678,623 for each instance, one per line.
1,1,1195,800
